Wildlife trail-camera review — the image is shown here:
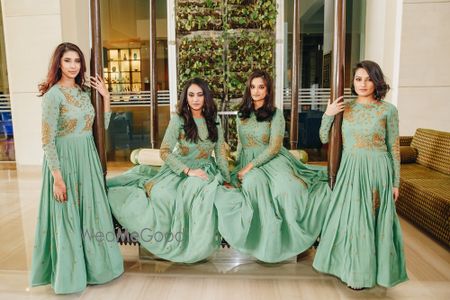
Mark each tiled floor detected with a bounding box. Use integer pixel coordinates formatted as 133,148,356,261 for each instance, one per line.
0,165,449,299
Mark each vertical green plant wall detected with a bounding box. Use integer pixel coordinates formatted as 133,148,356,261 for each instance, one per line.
176,0,277,109
176,0,277,150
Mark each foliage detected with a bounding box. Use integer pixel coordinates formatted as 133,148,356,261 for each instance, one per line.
176,0,277,148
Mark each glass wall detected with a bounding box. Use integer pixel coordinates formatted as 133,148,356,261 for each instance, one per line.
101,0,169,162
284,0,365,161
0,1,15,162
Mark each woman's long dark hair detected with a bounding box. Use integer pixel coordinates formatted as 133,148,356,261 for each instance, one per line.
177,78,218,143
38,42,87,96
351,60,390,100
238,70,276,122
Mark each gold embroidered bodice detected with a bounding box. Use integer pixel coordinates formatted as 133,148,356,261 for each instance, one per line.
41,85,111,171
159,115,230,182
236,108,285,167
320,100,400,187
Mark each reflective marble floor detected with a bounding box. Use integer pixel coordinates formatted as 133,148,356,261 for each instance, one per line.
0,165,449,300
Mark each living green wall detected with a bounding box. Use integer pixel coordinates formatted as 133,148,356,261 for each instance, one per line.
176,0,277,110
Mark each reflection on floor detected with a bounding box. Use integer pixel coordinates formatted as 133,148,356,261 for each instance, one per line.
0,138,15,161
0,165,449,299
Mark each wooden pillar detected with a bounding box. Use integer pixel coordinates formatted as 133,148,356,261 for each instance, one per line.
89,0,107,175
289,0,300,150
150,0,159,148
327,0,346,189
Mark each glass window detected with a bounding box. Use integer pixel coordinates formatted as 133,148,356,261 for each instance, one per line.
101,0,169,162
0,2,15,162
284,0,366,161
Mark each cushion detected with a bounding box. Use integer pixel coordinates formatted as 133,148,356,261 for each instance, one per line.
397,178,450,247
400,163,449,181
400,146,417,163
411,129,450,175
130,148,164,166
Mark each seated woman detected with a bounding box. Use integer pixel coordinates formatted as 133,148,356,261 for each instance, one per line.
215,70,331,263
107,78,232,263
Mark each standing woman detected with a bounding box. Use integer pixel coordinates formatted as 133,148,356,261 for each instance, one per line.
31,42,123,294
313,60,408,289
107,78,231,263
215,70,331,263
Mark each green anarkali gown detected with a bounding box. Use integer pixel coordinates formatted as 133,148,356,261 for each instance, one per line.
31,85,124,294
107,115,231,263
215,108,331,262
313,100,408,288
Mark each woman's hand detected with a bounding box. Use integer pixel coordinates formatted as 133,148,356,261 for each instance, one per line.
186,168,208,180
237,163,253,181
325,96,345,116
393,187,399,202
223,182,234,189
90,74,111,112
53,178,67,203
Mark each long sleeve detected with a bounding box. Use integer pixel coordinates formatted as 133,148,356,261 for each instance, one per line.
104,111,112,130
319,114,335,144
235,118,242,164
41,92,61,171
386,105,400,188
251,109,285,167
159,116,188,175
214,118,231,182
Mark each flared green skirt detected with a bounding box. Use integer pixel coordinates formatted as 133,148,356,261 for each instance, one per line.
31,134,124,294
107,161,225,263
215,148,331,262
313,149,408,288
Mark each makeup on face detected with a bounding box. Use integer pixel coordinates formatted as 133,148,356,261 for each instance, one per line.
250,77,267,102
353,68,375,97
60,50,81,80
187,84,205,111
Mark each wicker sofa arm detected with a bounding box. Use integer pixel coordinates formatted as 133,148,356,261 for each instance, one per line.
400,136,413,146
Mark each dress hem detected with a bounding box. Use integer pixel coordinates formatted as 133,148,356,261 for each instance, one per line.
312,264,408,289
30,269,124,294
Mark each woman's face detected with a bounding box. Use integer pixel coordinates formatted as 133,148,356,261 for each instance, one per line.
353,68,375,98
60,50,81,80
250,77,267,102
187,84,205,112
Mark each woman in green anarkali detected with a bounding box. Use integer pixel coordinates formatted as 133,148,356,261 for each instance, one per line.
107,78,232,263
313,60,408,289
31,43,123,294
215,70,331,263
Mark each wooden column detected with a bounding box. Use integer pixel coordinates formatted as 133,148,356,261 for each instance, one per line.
289,0,300,150
327,0,346,189
90,0,107,175
150,0,159,148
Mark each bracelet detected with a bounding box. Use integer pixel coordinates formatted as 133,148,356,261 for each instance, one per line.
186,168,190,175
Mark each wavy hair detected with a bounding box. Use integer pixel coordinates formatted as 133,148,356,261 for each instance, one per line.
238,70,276,122
351,60,390,100
177,78,218,143
38,42,87,96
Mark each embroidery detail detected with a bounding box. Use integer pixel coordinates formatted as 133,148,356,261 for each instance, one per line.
59,105,69,115
179,143,190,156
83,115,94,131
268,135,283,155
372,189,380,215
195,144,209,160
144,180,156,197
42,121,52,145
160,141,171,161
57,119,78,136
61,89,82,107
